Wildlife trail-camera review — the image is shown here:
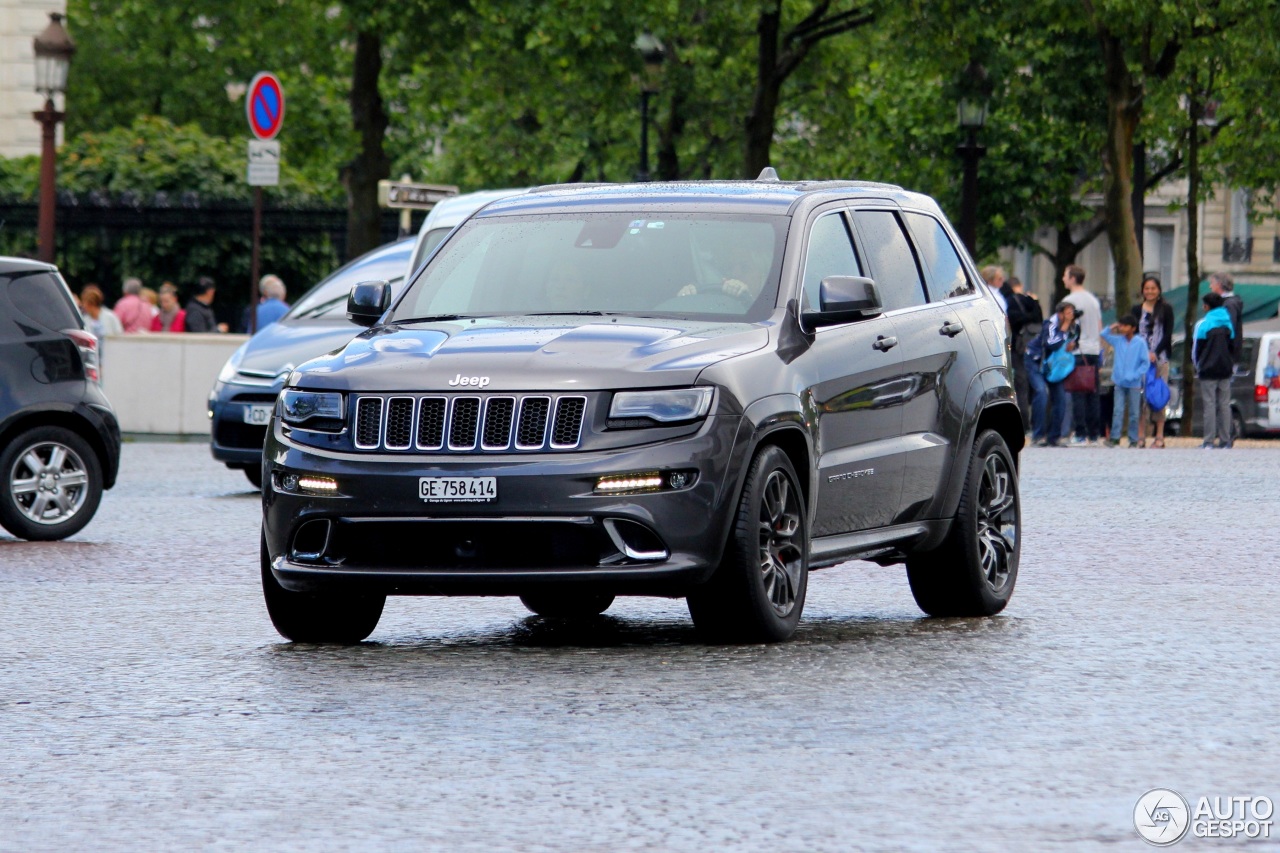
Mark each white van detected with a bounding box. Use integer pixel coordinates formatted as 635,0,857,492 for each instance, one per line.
404,188,529,281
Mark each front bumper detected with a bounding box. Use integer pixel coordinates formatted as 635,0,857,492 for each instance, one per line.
209,381,279,468
262,414,751,596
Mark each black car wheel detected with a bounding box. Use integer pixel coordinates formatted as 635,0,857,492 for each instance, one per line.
687,445,808,642
519,592,615,618
0,426,103,541
244,465,263,490
260,531,385,643
1231,408,1246,443
906,429,1019,617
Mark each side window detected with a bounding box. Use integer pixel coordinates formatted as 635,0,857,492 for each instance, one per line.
802,212,861,310
851,210,928,312
7,272,82,331
903,212,974,300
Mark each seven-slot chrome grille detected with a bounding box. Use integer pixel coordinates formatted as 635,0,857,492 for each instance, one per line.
353,393,588,452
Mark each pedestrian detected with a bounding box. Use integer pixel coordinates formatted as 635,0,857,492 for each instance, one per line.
1062,264,1103,445
1194,292,1236,448
979,265,1008,313
1101,315,1149,447
1002,276,1043,432
79,284,124,339
151,283,186,333
1209,272,1244,363
184,276,228,333
255,274,289,332
1025,300,1079,447
1135,274,1173,448
113,277,151,334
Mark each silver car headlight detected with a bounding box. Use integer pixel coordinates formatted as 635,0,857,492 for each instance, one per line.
609,387,714,424
280,389,345,431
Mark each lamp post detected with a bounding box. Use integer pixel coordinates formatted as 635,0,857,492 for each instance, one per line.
955,61,989,257
633,32,665,182
32,12,75,265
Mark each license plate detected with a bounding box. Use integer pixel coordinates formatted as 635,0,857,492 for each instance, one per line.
419,477,497,503
243,404,273,425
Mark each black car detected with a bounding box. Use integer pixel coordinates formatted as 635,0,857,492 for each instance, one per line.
260,177,1024,643
0,258,121,540
209,238,414,486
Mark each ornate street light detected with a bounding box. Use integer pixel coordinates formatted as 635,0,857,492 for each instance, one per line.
955,61,990,257
633,31,666,182
32,12,75,264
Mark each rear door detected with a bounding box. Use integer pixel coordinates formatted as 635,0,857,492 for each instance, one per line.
796,206,905,535
849,208,980,523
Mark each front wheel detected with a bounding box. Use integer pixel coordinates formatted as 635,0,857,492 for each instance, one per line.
906,429,1020,617
687,445,808,642
520,592,615,618
261,532,385,643
0,425,103,541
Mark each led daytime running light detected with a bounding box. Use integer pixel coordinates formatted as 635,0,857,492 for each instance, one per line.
595,473,664,493
297,476,338,493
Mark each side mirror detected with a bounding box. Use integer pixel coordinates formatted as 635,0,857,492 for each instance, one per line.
347,280,391,327
803,276,882,328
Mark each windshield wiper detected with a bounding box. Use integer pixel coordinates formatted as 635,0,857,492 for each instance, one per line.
523,311,610,317
390,314,472,324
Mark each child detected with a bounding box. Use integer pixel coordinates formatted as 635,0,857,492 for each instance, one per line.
1100,314,1149,447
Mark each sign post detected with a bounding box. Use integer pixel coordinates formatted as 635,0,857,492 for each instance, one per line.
245,72,285,334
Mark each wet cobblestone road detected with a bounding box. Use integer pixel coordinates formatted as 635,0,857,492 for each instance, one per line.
2,442,1278,851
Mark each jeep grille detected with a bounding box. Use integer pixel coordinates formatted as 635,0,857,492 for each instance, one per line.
351,393,588,452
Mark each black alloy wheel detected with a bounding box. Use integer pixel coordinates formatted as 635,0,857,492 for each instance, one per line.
260,530,385,643
906,429,1020,617
687,445,808,642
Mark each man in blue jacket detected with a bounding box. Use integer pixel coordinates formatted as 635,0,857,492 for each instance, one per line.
1194,291,1237,448
1101,314,1150,447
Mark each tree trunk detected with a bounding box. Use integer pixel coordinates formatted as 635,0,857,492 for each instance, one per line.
1098,34,1143,320
743,6,782,179
345,30,391,261
1182,91,1203,437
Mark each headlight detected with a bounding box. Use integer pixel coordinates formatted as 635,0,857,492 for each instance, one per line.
216,342,248,384
280,389,345,431
609,387,713,424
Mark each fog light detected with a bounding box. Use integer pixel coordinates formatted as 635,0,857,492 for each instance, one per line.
668,471,690,489
595,472,663,494
282,474,299,491
298,475,338,494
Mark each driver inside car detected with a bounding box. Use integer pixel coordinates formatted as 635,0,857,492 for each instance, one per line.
677,246,771,302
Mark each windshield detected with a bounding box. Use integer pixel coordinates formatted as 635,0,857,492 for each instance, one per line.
287,247,411,321
390,212,788,323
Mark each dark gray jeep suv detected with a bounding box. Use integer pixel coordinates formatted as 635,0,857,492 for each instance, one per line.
260,177,1023,643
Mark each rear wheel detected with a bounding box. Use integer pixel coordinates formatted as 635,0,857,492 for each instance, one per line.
0,426,103,541
260,531,385,643
519,592,615,618
1231,408,1246,443
687,445,808,642
906,429,1019,617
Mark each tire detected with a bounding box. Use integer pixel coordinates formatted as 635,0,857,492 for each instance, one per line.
244,465,263,490
906,429,1019,617
519,592,615,618
0,425,104,541
687,445,808,643
1231,408,1246,443
260,531,385,643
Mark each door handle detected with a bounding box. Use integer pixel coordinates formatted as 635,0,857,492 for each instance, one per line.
873,335,898,351
939,320,964,337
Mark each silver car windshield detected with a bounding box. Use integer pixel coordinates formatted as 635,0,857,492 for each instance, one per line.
390,212,788,323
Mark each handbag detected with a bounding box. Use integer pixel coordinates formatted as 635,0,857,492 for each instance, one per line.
1063,358,1098,394
1043,346,1075,384
1144,363,1171,409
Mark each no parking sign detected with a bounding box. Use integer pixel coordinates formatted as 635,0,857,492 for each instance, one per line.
246,72,285,140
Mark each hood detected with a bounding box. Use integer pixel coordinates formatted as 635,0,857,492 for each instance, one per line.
236,319,366,380
292,316,770,392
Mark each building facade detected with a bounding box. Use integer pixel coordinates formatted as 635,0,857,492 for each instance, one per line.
0,1,68,158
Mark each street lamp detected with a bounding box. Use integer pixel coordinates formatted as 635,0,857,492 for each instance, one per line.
955,61,989,257
633,31,665,182
32,12,75,264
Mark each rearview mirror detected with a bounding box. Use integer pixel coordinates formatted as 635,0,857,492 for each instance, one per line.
347,280,391,327
803,276,882,328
